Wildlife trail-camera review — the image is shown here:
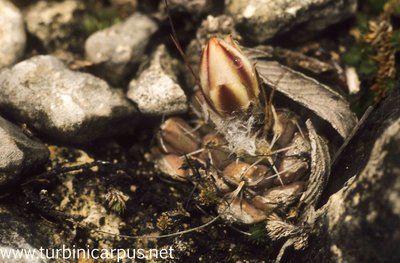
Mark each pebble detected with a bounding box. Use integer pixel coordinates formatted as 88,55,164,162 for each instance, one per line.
0,55,137,143
0,0,26,69
85,12,158,85
0,116,49,187
25,0,84,50
127,45,187,115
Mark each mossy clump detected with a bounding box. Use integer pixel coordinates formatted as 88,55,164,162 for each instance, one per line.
80,7,121,36
343,0,400,115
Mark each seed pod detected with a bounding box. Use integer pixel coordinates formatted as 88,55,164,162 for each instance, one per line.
218,197,268,224
222,161,274,189
274,132,311,185
252,182,305,211
273,109,299,147
200,36,260,115
156,154,188,181
206,166,232,193
190,90,206,116
199,133,230,169
158,117,200,155
275,159,308,185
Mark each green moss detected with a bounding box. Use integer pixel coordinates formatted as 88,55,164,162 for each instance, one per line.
357,58,378,79
79,7,121,36
355,14,370,33
345,0,400,115
384,78,396,94
342,43,374,67
366,0,386,13
343,45,363,66
393,3,400,16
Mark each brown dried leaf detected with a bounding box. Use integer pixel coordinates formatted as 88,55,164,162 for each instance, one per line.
266,213,300,241
272,47,335,74
254,60,357,139
299,120,331,210
245,46,334,75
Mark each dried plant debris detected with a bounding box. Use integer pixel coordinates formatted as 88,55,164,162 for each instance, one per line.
255,60,358,139
299,120,331,210
104,188,130,214
256,46,336,75
363,5,396,100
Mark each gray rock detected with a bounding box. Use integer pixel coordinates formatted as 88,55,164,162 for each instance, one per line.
0,55,137,143
111,0,137,16
0,205,73,263
127,45,187,115
24,0,83,50
0,116,48,187
226,0,357,43
85,12,158,84
326,86,400,198
0,0,26,69
158,0,212,17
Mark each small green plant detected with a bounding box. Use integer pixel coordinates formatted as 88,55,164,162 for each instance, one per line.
247,223,268,245
105,189,129,214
